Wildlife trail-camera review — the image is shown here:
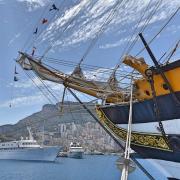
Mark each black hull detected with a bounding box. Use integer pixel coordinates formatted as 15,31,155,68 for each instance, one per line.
96,106,180,163
101,91,180,124
131,145,180,163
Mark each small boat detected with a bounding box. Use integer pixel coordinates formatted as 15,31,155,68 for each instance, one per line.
0,127,61,162
68,142,84,159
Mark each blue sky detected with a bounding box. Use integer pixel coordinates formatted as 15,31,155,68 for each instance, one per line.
0,0,180,125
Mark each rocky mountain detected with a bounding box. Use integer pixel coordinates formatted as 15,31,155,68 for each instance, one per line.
0,101,96,141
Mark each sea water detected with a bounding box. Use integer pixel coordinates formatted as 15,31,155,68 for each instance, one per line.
0,155,167,180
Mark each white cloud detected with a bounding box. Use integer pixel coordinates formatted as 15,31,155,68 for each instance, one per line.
1,75,64,108
35,0,180,52
0,94,45,108
8,33,21,47
17,0,50,11
166,24,180,34
99,37,132,49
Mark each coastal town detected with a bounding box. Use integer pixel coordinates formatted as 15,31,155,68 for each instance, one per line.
36,122,121,153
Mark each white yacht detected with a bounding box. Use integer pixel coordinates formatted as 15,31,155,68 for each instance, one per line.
68,142,84,159
0,127,60,161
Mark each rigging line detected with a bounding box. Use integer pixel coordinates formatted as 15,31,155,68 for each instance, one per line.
43,63,137,83
113,0,162,75
40,55,114,70
42,59,134,77
35,54,134,74
26,0,67,52
9,66,16,108
28,55,136,81
44,62,132,77
43,60,138,82
123,0,162,55
22,2,51,52
27,71,55,104
65,90,77,122
135,6,180,57
138,0,163,33
44,63,130,76
29,71,56,102
38,63,133,94
73,90,96,102
40,0,87,60
31,73,64,106
118,0,153,60
158,37,180,64
78,0,125,65
164,39,180,64
35,74,60,103
23,69,54,104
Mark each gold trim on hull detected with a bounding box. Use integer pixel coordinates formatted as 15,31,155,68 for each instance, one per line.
96,106,172,151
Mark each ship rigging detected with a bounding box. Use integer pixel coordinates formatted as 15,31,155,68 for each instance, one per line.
13,0,180,179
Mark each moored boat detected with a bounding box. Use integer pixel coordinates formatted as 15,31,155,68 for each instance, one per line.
68,142,84,159
0,127,61,162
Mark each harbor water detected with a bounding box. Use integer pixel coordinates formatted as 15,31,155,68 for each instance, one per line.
0,155,167,180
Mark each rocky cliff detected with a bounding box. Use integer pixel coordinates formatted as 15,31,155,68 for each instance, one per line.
0,101,96,141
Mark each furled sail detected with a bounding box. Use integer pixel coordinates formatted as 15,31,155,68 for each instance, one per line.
72,65,85,79
17,52,124,103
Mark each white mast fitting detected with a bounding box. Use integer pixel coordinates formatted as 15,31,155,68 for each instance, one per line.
120,77,134,180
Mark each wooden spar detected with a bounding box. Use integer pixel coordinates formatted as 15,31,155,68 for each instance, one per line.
17,52,124,103
123,56,148,77
139,33,159,67
60,87,67,113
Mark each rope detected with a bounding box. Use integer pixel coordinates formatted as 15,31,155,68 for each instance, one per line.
124,0,163,55
22,2,51,52
26,0,67,52
35,74,60,103
40,0,87,60
165,39,180,64
112,0,163,75
135,6,180,57
23,70,54,104
39,56,136,78
78,0,125,65
158,38,180,64
9,65,16,108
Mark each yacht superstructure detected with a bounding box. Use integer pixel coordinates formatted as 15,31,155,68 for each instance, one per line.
0,127,60,161
68,142,84,159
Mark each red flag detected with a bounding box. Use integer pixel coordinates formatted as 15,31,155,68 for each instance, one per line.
42,18,48,24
